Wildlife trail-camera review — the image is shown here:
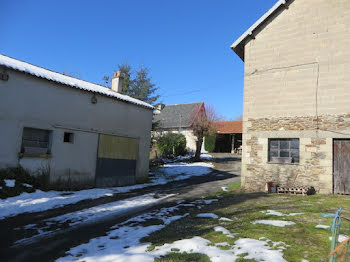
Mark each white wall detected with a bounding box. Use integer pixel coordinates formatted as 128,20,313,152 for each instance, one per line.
0,69,153,186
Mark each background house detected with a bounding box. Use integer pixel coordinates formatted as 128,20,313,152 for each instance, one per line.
0,54,153,188
153,102,206,152
231,0,350,194
213,121,242,153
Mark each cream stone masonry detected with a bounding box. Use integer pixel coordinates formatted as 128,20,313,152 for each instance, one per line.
236,0,350,194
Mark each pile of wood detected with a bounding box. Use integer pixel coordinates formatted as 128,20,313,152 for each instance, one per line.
277,186,316,195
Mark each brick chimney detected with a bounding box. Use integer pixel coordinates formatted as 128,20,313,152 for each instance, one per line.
111,71,123,93
155,104,165,114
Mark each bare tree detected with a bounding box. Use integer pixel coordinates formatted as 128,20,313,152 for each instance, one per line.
190,104,219,161
234,114,243,121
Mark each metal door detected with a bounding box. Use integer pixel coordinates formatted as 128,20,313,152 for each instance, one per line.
95,134,139,187
333,140,350,194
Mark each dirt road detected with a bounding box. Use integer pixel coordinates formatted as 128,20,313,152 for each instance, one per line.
2,154,241,262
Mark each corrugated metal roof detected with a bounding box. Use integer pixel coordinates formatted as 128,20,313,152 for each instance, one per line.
153,102,204,129
214,121,242,134
231,0,290,61
0,54,153,109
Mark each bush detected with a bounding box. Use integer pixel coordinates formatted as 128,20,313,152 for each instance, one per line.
204,134,216,153
157,133,187,158
0,167,50,199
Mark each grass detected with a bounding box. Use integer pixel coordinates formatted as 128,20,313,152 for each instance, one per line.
155,252,210,262
142,183,350,262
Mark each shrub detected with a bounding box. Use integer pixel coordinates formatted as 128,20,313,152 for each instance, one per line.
157,133,187,158
0,167,50,199
204,134,216,153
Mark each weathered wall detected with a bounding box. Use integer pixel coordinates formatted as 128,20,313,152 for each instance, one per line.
0,69,153,187
242,0,350,193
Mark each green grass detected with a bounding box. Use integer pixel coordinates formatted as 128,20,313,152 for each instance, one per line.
142,183,350,262
154,252,210,262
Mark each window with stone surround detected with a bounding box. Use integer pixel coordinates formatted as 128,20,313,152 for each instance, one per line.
268,138,299,163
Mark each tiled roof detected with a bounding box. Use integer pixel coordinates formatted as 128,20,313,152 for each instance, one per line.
213,121,242,134
0,54,153,109
153,102,204,129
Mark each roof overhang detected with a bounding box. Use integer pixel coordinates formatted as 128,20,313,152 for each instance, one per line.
231,0,290,61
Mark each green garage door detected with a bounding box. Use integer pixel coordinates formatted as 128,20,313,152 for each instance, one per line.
95,134,139,187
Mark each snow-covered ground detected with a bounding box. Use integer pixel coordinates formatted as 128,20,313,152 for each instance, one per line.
15,193,174,245
0,160,214,220
56,199,290,262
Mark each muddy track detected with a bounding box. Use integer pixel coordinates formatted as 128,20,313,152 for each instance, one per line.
2,155,241,262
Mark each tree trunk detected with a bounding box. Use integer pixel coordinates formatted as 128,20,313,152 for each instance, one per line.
194,136,203,161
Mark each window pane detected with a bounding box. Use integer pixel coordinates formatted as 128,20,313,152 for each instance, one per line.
22,127,51,153
269,150,278,158
280,150,290,157
280,141,289,149
270,140,279,149
291,139,299,149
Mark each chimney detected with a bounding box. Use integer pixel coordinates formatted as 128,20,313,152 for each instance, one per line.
111,71,123,93
155,104,165,114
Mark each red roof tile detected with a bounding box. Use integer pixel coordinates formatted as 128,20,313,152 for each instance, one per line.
213,121,242,134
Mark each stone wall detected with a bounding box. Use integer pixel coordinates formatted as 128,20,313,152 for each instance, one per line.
241,114,350,194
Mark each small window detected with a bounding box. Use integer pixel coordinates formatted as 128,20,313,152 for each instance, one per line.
64,132,74,143
268,138,299,163
21,127,51,154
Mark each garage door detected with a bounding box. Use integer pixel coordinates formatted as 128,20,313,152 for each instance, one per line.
95,134,139,187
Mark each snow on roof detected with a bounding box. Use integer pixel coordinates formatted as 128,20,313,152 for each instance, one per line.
231,0,289,61
0,54,153,109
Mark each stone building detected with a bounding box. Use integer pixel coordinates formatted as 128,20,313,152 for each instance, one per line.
0,54,154,188
153,102,206,152
231,0,350,194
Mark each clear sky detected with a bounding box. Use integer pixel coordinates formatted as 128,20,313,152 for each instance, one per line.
1,0,276,120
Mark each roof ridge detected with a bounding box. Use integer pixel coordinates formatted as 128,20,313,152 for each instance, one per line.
0,54,102,87
0,54,153,109
231,0,290,60
165,102,203,106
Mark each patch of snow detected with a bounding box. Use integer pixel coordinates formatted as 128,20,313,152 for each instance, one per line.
221,186,228,192
56,199,289,262
289,213,304,216
330,234,349,242
0,161,214,220
22,183,33,188
219,217,233,222
200,153,213,160
316,225,330,229
251,220,296,227
214,226,236,238
196,213,218,219
233,238,288,262
4,179,15,187
56,204,189,262
15,193,174,244
261,210,304,217
154,162,214,184
0,54,153,109
0,184,152,220
261,210,285,216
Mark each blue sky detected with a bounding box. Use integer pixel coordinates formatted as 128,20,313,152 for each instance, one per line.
1,0,276,120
